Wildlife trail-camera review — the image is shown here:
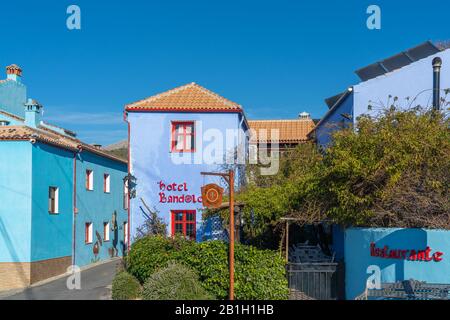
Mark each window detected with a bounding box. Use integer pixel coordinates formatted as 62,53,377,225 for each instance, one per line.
124,222,128,245
171,210,196,240
48,187,59,214
104,174,110,193
171,121,195,152
86,170,94,191
103,222,110,241
85,222,93,244
123,180,129,210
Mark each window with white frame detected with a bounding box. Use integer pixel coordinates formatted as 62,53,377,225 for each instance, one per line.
103,222,110,241
85,222,93,244
104,174,110,193
124,221,128,245
48,187,59,214
86,170,94,191
124,180,129,210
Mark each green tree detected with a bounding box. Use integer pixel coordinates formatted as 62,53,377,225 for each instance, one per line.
237,108,450,238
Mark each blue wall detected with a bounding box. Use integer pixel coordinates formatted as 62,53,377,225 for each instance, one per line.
129,111,247,242
314,92,353,148
0,142,32,262
74,151,128,267
30,143,74,262
0,80,27,118
344,227,450,300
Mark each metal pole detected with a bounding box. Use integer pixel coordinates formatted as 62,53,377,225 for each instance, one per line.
432,57,442,111
285,220,289,263
229,169,235,300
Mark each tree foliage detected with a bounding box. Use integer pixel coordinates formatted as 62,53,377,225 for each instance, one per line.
237,109,450,235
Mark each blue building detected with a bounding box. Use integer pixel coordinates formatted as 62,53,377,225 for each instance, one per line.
311,41,450,147
0,65,128,291
125,83,249,242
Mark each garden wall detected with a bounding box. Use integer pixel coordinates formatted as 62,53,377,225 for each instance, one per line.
344,227,450,299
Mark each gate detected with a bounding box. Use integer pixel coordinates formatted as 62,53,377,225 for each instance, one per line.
287,262,339,300
286,243,343,300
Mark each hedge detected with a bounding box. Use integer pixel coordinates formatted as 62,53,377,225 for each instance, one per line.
111,271,142,300
127,235,289,300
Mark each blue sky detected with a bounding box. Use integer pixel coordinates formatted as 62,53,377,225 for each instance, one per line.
0,0,448,145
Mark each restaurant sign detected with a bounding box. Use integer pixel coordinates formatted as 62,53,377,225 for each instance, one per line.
370,242,443,262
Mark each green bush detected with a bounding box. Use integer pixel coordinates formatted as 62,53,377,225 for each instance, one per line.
126,235,190,283
142,261,214,300
111,271,142,300
127,236,289,300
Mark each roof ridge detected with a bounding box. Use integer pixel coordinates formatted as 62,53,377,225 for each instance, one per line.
125,82,241,111
190,83,242,109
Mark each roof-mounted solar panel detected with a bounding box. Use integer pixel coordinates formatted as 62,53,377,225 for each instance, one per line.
355,62,387,81
325,92,344,109
406,41,440,61
355,41,441,81
380,53,413,72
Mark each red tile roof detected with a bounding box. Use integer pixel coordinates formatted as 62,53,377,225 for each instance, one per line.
125,82,242,112
248,119,315,143
0,125,127,163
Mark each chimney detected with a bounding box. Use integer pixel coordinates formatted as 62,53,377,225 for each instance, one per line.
299,111,311,120
92,144,102,149
24,98,43,128
6,64,22,82
432,57,442,111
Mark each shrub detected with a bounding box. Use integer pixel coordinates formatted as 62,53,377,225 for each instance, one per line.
126,235,190,283
111,271,142,300
142,261,214,300
180,241,289,300
127,236,289,300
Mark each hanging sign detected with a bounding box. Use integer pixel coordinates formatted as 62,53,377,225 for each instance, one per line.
201,183,224,208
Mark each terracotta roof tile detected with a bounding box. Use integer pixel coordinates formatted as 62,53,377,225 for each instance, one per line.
248,119,315,143
126,82,242,112
0,125,127,163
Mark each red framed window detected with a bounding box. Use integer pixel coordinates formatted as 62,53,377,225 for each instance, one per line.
85,222,93,244
104,174,110,193
171,121,195,152
86,170,93,190
171,210,196,240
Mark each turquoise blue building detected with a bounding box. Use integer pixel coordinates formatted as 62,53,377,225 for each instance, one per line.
0,65,128,291
125,82,249,242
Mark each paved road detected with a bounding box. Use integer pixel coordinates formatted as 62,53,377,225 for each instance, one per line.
2,259,120,300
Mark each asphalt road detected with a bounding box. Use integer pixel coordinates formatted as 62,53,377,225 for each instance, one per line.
1,259,120,300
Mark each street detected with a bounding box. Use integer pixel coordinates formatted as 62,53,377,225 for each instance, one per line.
1,259,120,300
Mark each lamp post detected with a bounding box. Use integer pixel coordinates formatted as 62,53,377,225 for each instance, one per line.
200,169,235,300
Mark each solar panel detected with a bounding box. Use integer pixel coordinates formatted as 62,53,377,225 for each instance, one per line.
406,41,440,61
380,53,413,72
355,41,441,81
355,62,387,81
325,92,344,109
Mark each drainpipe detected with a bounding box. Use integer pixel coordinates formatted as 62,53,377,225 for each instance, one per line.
432,57,442,111
124,111,131,251
72,151,78,266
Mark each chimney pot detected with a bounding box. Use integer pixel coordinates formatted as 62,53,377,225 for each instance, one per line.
6,64,22,82
24,98,43,128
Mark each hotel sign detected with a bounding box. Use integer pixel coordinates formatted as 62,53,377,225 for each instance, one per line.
370,242,443,262
201,184,224,208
